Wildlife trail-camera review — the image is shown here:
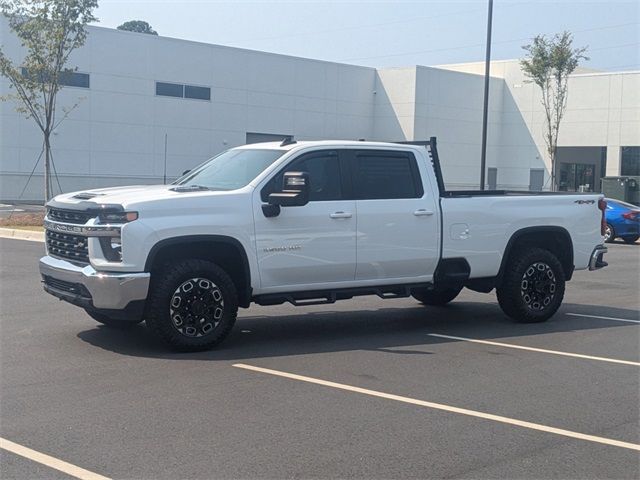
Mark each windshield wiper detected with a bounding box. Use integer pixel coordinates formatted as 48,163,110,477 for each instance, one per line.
170,184,210,192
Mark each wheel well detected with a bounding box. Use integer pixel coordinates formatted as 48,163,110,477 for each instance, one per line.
145,236,252,307
499,227,574,284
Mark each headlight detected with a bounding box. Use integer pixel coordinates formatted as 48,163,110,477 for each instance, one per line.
98,211,138,224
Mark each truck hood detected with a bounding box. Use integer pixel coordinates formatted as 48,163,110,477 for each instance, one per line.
49,184,242,211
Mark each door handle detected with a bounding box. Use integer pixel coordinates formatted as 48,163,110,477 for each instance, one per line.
330,211,352,219
414,209,434,216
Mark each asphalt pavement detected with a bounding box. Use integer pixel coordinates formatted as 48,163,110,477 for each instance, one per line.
0,237,638,479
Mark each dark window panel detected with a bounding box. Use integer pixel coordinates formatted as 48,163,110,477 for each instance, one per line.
621,146,640,176
184,85,211,100
156,82,184,98
261,151,342,202
60,71,90,88
353,153,421,199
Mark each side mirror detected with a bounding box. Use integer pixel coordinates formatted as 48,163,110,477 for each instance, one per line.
269,171,310,207
262,172,310,218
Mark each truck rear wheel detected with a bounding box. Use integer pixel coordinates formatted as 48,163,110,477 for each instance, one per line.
496,247,565,323
412,287,462,306
145,259,238,352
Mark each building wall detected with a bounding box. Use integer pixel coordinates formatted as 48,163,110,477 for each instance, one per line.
1,18,638,201
440,60,640,190
1,21,376,201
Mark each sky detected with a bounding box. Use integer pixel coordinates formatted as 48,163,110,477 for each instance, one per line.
92,1,637,71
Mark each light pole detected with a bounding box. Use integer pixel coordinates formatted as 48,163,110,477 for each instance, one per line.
479,0,494,190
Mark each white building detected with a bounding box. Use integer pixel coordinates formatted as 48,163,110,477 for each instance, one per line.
1,20,638,201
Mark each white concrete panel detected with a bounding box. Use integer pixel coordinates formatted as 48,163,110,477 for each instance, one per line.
211,104,247,131
0,146,20,171
90,28,153,78
152,97,213,130
247,105,295,133
246,52,295,94
90,151,156,176
91,91,153,125
211,47,249,90
91,123,154,154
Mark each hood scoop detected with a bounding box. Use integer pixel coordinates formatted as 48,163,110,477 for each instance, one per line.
72,192,105,200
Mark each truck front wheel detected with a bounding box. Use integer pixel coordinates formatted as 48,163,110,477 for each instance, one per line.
412,286,462,306
145,259,238,352
496,247,565,323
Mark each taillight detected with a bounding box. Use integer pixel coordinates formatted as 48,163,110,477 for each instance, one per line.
598,198,607,236
622,211,639,221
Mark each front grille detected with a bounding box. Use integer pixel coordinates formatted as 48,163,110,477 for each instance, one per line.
46,230,89,264
43,275,91,298
47,208,94,224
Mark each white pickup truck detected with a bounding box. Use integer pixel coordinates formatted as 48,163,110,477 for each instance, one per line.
40,138,608,351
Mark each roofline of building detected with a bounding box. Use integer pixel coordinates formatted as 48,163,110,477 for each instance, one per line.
86,23,376,71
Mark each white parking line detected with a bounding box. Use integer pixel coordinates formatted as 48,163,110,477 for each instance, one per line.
427,333,639,366
233,363,640,452
567,313,640,324
0,437,111,480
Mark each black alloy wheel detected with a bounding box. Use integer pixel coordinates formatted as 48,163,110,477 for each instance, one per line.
520,262,557,312
169,277,224,337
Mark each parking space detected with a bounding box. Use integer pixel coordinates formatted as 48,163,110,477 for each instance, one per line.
1,237,638,479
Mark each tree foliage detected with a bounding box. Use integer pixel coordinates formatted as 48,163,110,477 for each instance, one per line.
521,32,588,190
117,20,157,35
0,0,98,201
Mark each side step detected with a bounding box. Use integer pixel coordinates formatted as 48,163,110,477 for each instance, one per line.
253,283,430,307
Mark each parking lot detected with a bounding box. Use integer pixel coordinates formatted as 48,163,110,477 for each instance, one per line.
1,236,638,479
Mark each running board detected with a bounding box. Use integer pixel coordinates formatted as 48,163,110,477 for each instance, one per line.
253,283,431,307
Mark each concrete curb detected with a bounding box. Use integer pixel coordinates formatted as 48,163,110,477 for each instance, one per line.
0,227,45,243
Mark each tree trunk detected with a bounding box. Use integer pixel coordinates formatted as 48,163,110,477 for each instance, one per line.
44,132,51,203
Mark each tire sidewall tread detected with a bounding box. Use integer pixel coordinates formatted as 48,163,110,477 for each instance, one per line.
496,247,565,323
145,259,238,352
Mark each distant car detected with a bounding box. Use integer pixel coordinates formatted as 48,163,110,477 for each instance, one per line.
604,198,640,244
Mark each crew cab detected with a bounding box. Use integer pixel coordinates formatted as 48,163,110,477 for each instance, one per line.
39,138,608,351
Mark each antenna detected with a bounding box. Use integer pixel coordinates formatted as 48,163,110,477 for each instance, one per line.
280,136,296,147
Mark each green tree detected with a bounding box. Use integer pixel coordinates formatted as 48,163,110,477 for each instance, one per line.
117,20,157,35
521,32,588,191
0,0,98,202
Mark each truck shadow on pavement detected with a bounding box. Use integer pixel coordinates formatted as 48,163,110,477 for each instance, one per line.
76,300,639,361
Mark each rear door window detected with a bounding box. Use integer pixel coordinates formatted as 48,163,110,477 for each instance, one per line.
350,150,423,200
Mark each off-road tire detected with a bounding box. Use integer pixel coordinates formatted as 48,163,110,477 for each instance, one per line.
145,259,238,352
85,310,142,329
496,247,565,323
412,287,462,306
604,224,615,243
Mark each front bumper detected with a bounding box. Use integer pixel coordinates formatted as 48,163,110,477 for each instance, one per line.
588,245,608,271
39,255,150,311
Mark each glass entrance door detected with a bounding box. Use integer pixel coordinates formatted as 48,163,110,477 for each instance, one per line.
558,163,595,192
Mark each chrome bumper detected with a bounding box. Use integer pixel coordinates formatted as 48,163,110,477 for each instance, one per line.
39,255,150,310
588,245,608,271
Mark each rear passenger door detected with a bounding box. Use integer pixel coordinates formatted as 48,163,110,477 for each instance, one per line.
347,149,440,282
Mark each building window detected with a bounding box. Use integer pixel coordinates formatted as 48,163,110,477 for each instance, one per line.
156,81,210,101
185,85,210,100
21,68,89,88
621,147,640,176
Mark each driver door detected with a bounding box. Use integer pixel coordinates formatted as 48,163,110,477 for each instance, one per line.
252,149,356,292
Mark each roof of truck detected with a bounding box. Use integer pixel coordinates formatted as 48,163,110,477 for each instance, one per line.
235,140,424,151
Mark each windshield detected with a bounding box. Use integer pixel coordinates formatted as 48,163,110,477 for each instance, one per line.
175,149,286,191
